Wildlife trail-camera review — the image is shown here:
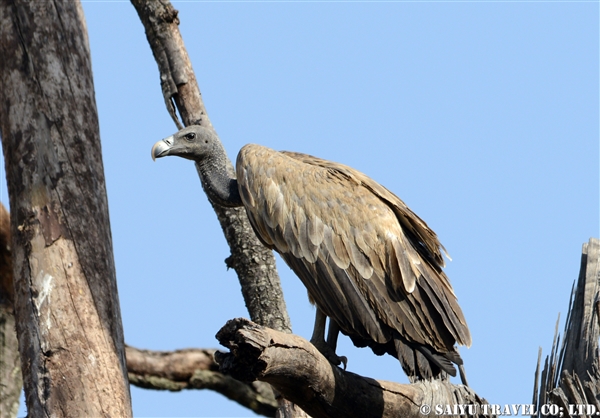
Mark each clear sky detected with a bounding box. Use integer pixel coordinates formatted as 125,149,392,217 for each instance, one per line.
9,1,599,417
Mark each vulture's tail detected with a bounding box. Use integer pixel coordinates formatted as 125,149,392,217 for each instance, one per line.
394,336,468,386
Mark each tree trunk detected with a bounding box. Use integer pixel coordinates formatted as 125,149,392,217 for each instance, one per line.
0,203,21,418
0,1,132,416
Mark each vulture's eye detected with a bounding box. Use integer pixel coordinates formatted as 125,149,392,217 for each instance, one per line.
185,133,196,141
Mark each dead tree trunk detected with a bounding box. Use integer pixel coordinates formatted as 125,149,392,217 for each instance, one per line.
0,204,21,418
0,1,132,416
533,237,600,417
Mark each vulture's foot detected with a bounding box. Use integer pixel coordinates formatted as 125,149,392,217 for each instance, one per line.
311,339,348,369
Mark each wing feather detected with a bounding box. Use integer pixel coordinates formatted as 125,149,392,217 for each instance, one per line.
345,227,373,279
306,215,325,247
322,226,350,269
391,235,418,294
236,144,471,368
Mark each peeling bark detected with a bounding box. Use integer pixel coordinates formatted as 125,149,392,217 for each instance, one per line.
0,1,131,416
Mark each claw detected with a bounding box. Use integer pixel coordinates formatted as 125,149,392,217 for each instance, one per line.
340,356,348,370
310,310,348,369
310,338,348,368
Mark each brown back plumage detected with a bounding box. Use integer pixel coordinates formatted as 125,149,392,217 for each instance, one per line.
236,144,471,380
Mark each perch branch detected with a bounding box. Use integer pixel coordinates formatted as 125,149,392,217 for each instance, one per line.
215,318,490,418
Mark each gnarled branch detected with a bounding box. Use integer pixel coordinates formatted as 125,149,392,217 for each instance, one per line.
215,318,490,418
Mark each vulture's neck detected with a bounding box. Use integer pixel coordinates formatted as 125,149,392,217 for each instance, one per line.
195,154,243,208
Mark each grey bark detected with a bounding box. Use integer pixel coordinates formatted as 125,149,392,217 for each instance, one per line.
533,237,600,417
0,1,132,416
0,203,21,418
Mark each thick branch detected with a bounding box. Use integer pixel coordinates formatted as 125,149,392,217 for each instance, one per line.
130,0,290,334
216,318,489,418
125,345,277,417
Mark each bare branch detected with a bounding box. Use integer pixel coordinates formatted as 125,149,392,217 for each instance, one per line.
126,345,277,417
130,2,300,414
130,0,291,335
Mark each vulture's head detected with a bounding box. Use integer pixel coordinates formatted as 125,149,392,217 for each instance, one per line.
152,125,220,162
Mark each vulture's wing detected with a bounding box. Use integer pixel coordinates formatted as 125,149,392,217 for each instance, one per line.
236,144,471,363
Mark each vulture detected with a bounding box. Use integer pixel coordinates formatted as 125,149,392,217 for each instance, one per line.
152,125,471,383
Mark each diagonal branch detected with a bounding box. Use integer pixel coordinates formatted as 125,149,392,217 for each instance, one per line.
130,0,290,335
129,2,303,415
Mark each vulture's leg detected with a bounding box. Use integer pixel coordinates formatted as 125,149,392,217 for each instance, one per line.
458,364,469,386
326,318,339,349
310,308,345,367
309,308,327,346
326,319,347,369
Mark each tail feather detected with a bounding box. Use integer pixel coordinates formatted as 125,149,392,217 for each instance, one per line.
393,334,467,384
348,330,469,385
414,344,456,377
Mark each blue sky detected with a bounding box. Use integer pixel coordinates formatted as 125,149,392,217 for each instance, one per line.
10,1,599,417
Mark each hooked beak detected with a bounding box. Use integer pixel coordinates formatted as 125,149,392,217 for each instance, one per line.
151,136,174,161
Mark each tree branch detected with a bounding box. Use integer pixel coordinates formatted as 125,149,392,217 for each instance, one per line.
130,0,291,335
215,318,489,418
130,2,301,414
125,345,277,417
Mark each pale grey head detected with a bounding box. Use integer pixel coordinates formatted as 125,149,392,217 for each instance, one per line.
151,125,242,207
152,125,222,162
